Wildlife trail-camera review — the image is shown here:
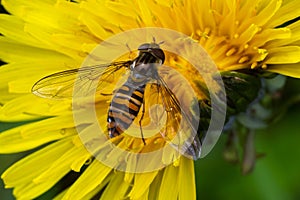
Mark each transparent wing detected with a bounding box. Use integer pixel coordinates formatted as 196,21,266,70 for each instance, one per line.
32,61,132,99
153,75,201,160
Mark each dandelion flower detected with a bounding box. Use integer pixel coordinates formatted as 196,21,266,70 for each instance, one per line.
0,0,300,199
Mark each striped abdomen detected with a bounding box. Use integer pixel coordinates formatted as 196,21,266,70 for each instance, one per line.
107,81,146,138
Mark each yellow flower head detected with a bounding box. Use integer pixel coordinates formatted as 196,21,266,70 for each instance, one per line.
0,0,300,199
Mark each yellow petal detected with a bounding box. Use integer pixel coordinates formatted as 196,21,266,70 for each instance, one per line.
0,61,78,84
0,95,47,121
0,112,38,122
81,174,112,200
33,145,88,183
0,37,71,63
57,174,112,200
137,0,154,26
194,0,216,31
13,140,84,199
129,171,158,199
1,0,56,18
266,46,300,64
267,63,300,78
217,0,236,37
2,138,73,189
0,14,42,47
158,164,179,200
267,20,300,47
55,0,81,17
62,160,112,200
78,11,114,40
0,61,79,99
8,79,35,94
21,114,75,136
100,172,129,199
254,27,291,47
266,0,300,28
3,0,77,31
148,171,163,200
80,0,135,32
51,33,98,52
70,138,91,172
23,24,86,61
235,24,260,46
251,0,282,27
0,120,76,153
178,157,196,200
0,90,20,105
0,94,71,121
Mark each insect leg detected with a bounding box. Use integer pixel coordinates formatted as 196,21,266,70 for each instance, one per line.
139,97,146,145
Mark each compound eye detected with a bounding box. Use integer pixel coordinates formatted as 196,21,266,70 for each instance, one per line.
152,49,165,63
138,43,151,51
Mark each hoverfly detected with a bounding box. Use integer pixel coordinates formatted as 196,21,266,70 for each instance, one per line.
32,42,201,159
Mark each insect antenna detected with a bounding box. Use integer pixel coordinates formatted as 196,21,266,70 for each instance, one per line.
151,36,164,45
125,43,136,60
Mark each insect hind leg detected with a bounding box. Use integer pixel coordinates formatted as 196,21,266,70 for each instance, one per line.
139,98,146,145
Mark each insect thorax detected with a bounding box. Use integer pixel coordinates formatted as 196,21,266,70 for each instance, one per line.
130,52,161,83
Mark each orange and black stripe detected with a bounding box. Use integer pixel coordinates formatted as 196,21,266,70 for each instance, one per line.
107,82,146,138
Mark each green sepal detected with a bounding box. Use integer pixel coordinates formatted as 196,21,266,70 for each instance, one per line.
218,71,261,114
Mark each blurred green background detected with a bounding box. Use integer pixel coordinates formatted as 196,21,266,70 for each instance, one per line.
195,106,300,200
0,77,299,200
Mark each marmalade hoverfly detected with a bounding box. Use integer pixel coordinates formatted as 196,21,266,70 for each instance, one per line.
32,42,201,159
